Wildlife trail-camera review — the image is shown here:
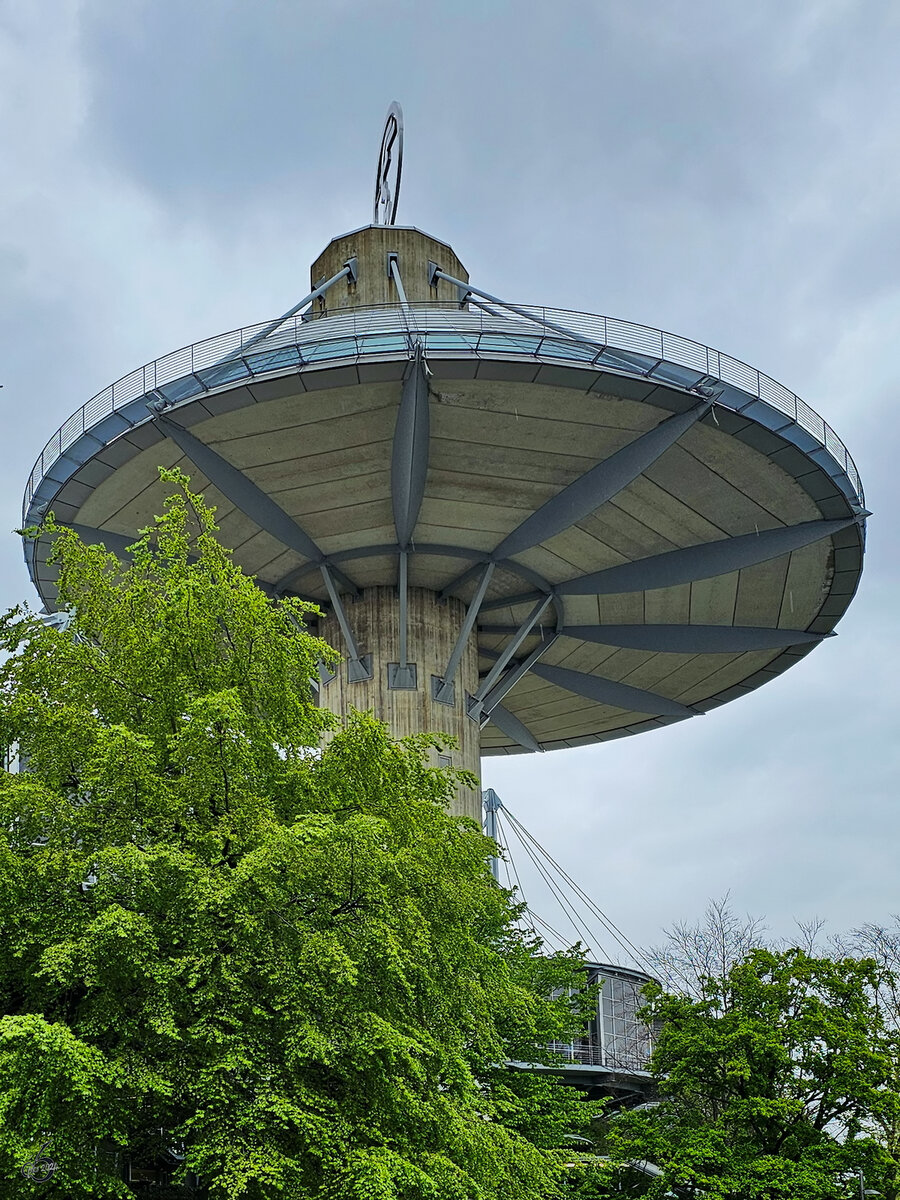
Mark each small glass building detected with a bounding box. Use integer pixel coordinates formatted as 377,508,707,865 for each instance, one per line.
551,962,657,1073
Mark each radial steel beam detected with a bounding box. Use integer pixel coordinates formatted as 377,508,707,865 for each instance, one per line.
530,662,698,719
559,624,831,653
154,415,362,601
558,516,861,595
70,522,325,604
435,562,495,704
491,402,710,560
69,524,139,558
439,561,487,601
479,622,830,653
474,594,554,702
488,704,542,753
68,522,211,577
154,415,325,560
479,589,546,614
391,342,430,549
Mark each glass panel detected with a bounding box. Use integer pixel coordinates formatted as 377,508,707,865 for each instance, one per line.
246,347,300,373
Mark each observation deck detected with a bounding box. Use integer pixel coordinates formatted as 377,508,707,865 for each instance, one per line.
22,222,867,819
24,302,863,522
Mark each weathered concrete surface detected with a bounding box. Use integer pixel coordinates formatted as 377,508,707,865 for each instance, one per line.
317,586,481,820
310,225,468,312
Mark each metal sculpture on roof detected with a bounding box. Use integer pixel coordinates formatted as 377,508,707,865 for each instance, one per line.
22,107,867,821
374,101,403,225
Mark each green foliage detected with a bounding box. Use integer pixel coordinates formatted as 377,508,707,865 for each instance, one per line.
0,472,598,1198
590,948,892,1198
838,920,900,1200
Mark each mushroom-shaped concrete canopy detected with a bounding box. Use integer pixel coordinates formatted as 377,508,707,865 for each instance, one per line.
22,224,866,819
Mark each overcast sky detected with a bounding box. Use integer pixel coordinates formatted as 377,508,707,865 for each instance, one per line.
1,0,897,959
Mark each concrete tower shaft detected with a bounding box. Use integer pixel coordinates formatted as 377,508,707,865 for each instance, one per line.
309,226,482,818
310,225,468,313
318,587,480,817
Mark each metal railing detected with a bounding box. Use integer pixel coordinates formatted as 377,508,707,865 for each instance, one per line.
23,301,864,521
548,1039,652,1074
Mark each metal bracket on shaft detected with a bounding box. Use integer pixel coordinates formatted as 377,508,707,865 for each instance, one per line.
318,660,337,686
428,260,468,306
388,663,417,689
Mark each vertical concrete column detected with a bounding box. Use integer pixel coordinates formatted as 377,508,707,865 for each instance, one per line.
317,586,481,821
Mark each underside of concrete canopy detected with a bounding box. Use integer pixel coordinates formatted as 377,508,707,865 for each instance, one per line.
22,224,867,820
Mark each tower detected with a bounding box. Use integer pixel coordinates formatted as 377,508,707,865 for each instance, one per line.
22,105,867,821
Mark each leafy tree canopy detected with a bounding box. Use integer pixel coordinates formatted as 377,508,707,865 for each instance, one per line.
0,472,598,1199
576,946,893,1199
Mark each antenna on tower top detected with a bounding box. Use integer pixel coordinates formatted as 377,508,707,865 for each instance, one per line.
374,101,404,225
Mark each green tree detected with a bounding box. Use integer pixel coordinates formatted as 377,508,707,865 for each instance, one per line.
0,472,598,1199
584,948,891,1199
838,920,900,1200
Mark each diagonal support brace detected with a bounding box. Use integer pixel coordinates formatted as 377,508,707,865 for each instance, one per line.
434,562,494,705
472,636,558,725
430,267,613,356
211,261,357,368
488,704,543,752
473,594,553,703
320,564,371,682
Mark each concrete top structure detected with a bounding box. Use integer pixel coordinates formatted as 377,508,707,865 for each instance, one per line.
310,225,467,312
21,117,867,820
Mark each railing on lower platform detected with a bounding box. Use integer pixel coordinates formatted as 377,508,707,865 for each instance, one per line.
549,1039,653,1075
